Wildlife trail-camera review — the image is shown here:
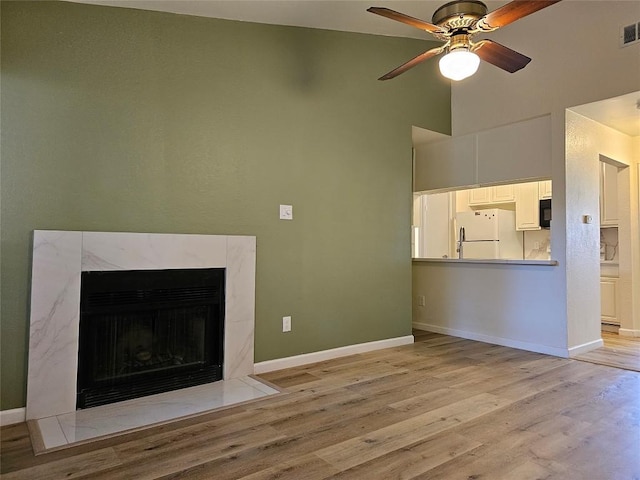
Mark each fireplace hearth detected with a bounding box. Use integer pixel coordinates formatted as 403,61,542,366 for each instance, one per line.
77,268,225,408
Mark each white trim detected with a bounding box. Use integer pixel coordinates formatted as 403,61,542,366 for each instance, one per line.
412,322,569,358
568,338,605,357
1,407,26,426
254,335,414,374
619,328,640,337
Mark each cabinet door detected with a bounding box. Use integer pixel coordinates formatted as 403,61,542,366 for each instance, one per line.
600,277,618,324
538,180,552,200
468,187,491,206
515,182,540,231
600,162,618,226
491,184,515,203
455,189,471,212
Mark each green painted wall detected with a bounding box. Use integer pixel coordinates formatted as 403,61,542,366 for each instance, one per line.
0,1,450,410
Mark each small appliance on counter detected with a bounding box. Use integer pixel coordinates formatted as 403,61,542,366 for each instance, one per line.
455,209,524,260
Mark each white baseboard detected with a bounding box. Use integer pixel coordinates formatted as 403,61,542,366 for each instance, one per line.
619,328,640,337
0,407,26,426
568,338,605,357
254,335,414,374
412,322,569,358
4,337,414,425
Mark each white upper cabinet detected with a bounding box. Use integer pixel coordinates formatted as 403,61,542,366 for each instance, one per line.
538,180,552,200
515,182,541,231
491,184,516,203
600,162,618,227
461,181,547,230
468,187,492,205
467,185,515,206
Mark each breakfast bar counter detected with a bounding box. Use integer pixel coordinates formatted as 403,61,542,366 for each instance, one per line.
412,258,558,266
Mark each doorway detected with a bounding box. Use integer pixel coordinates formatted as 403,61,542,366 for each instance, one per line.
568,91,640,367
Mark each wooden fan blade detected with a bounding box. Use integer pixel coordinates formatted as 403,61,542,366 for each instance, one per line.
367,7,447,35
476,0,562,32
378,46,445,80
473,40,531,73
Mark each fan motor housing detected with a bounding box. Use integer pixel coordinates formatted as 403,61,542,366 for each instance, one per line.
432,0,488,31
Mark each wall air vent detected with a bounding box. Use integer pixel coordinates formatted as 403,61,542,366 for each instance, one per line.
620,22,640,47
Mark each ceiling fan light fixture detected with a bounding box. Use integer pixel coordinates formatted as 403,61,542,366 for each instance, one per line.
438,49,480,81
368,1,562,81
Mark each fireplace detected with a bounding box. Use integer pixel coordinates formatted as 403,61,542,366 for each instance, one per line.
26,231,256,421
77,268,225,408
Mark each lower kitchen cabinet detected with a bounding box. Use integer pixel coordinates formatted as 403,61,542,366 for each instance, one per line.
600,276,619,325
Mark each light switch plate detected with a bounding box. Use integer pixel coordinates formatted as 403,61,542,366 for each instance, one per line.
282,316,291,332
279,205,293,220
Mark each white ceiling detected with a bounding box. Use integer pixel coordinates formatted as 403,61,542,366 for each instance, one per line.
67,0,640,137
571,91,640,137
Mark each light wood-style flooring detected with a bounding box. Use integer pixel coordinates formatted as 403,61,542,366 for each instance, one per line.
574,331,640,372
2,331,639,479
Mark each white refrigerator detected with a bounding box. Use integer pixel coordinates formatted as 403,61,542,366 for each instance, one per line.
455,209,523,260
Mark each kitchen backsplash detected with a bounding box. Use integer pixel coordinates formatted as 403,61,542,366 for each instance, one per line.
524,230,551,260
600,228,619,262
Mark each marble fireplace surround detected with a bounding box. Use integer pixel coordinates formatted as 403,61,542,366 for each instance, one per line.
26,231,256,421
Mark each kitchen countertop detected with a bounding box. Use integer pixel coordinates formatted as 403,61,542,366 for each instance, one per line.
413,258,559,266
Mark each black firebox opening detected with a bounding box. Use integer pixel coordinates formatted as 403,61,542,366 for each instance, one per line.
77,268,225,409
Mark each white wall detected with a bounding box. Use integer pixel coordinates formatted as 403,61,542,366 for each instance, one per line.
619,137,640,336
413,1,640,356
633,137,640,337
452,1,640,136
565,111,637,347
413,262,566,356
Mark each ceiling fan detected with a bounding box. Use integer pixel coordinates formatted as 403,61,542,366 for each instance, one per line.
368,0,562,81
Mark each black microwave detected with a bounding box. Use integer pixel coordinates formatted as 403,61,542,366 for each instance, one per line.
539,199,552,228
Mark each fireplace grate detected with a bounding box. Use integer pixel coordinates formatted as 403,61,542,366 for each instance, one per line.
77,268,225,409
78,365,221,409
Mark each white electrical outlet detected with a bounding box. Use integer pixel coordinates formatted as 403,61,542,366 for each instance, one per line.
418,295,426,307
282,316,291,332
